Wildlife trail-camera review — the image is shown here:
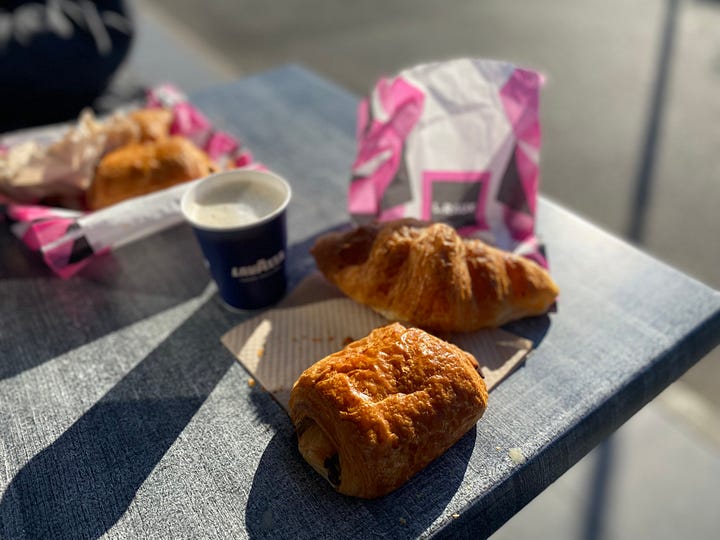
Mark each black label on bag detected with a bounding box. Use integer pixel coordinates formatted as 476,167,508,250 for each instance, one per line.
430,180,482,229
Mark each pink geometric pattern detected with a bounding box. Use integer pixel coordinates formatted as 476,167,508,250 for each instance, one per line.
499,68,543,249
349,77,424,217
348,59,548,268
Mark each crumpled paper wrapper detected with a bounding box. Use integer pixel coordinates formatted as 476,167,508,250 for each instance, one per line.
0,85,250,204
222,273,533,410
0,111,109,202
1,85,258,278
349,58,546,267
0,109,141,203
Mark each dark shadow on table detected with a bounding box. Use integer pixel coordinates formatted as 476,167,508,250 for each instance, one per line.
0,226,55,279
0,225,210,381
0,299,235,540
284,221,354,287
284,229,336,292
502,313,552,349
245,426,477,539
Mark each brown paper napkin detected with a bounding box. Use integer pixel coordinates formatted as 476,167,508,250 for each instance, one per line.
221,273,532,410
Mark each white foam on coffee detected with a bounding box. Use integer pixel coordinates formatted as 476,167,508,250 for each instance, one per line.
186,180,287,229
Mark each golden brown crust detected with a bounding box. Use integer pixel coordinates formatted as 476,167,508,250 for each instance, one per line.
86,136,217,209
289,323,488,499
311,219,559,332
128,108,173,142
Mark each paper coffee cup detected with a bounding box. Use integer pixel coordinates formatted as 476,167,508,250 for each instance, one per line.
181,169,292,310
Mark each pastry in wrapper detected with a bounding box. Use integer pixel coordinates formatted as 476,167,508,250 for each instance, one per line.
86,136,217,210
0,108,174,203
128,108,173,142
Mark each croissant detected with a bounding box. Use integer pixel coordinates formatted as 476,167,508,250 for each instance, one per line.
87,136,217,210
289,322,488,499
311,219,559,332
128,108,173,142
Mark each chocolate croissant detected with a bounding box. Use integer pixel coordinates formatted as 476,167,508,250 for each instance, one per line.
289,323,488,499
87,136,217,210
311,219,559,332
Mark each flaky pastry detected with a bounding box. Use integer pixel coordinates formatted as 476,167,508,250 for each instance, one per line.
1,107,173,203
311,219,559,332
128,108,173,142
289,322,488,499
86,136,217,209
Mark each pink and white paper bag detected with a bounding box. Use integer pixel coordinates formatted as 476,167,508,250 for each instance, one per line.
349,58,546,266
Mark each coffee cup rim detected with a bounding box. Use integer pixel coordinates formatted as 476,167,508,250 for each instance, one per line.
181,169,292,232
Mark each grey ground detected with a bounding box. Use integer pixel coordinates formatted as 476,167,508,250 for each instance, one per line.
118,1,720,538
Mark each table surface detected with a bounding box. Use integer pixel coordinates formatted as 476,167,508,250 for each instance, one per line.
1,66,719,540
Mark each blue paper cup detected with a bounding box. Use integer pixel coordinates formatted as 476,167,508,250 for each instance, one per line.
181,169,292,310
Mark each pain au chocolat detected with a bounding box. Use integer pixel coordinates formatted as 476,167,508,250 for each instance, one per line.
311,219,559,332
289,323,488,499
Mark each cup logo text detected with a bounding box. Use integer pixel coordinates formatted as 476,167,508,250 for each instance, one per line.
231,250,285,280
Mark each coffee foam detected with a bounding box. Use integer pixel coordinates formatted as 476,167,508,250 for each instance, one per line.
186,180,287,229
